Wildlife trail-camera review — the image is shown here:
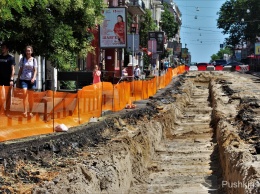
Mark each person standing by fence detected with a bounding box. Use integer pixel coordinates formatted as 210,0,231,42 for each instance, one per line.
17,46,37,118
93,65,101,84
0,42,16,113
134,65,140,80
164,60,169,72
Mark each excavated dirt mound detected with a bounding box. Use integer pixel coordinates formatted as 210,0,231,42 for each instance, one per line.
0,71,260,194
210,72,260,194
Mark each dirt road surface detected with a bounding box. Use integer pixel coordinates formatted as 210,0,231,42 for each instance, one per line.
0,71,260,194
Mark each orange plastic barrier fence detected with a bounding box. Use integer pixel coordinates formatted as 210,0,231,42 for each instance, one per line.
0,66,184,142
113,81,131,111
179,65,185,74
172,67,178,76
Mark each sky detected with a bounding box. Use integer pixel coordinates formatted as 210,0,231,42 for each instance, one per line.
174,0,228,63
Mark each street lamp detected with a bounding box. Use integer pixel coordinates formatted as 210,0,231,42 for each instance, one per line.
130,25,136,78
241,9,250,22
240,8,250,58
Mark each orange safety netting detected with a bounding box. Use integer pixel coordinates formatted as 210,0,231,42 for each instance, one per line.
0,66,185,142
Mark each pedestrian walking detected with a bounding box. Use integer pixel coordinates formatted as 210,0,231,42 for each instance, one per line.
134,65,140,80
17,46,37,117
0,42,16,113
164,60,169,72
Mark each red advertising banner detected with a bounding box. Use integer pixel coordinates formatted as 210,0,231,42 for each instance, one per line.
255,43,260,56
100,7,127,48
148,40,157,53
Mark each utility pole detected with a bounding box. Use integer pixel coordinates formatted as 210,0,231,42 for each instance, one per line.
131,26,136,96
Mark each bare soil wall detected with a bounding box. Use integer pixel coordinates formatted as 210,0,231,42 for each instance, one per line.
210,75,260,194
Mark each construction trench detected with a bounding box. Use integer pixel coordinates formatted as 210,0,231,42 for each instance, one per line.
0,71,260,194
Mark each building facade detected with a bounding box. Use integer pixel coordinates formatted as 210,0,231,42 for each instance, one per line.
84,0,181,83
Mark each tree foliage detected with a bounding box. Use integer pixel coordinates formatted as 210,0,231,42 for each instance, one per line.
210,47,232,62
161,3,178,40
217,0,260,48
0,0,105,70
139,9,156,48
139,9,156,68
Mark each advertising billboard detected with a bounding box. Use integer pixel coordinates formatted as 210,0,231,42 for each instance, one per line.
255,43,260,55
148,31,165,54
127,34,139,53
181,48,188,58
100,7,127,48
174,42,182,55
235,50,242,61
167,41,174,49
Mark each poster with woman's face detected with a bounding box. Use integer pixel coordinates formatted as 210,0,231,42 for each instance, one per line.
100,7,127,48
148,31,165,54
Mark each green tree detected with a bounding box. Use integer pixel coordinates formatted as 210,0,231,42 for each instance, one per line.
139,10,156,48
161,3,178,40
210,47,232,62
211,54,219,62
217,0,260,49
0,0,105,70
139,9,156,69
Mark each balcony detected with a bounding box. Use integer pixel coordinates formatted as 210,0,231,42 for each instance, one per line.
127,0,146,15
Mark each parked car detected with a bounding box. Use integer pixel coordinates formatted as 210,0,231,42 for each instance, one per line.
189,64,198,71
224,61,245,71
189,62,197,66
196,62,210,66
225,61,244,66
214,59,227,66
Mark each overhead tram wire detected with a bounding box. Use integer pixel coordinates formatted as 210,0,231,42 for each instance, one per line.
177,5,222,9
182,25,222,29
184,13,216,18
181,26,223,33
190,38,223,41
181,38,224,43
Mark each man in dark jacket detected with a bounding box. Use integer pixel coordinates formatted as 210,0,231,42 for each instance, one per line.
0,42,15,86
0,42,16,112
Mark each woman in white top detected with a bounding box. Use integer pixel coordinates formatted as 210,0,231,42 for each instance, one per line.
17,46,37,117
134,65,140,80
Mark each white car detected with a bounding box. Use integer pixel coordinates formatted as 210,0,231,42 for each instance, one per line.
189,65,198,71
